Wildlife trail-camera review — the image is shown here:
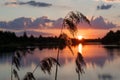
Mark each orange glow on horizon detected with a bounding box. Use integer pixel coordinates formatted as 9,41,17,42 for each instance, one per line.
77,35,83,40
32,28,107,39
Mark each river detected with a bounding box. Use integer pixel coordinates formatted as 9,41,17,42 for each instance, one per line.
0,44,120,80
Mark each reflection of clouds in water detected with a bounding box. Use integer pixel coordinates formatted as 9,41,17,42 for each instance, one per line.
85,56,107,67
82,45,120,67
103,45,120,58
17,45,120,80
85,57,120,80
20,47,74,67
98,74,113,80
37,77,50,80
0,45,120,80
0,45,120,68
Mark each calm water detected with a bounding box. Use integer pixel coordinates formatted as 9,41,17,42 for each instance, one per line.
0,44,120,80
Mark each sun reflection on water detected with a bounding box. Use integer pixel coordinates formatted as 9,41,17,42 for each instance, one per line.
78,44,82,54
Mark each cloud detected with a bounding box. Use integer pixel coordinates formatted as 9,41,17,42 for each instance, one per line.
5,1,52,7
91,16,117,29
97,4,113,10
9,0,18,2
0,17,33,30
95,0,120,2
0,16,61,30
0,16,117,31
103,0,120,2
78,16,117,29
98,74,113,80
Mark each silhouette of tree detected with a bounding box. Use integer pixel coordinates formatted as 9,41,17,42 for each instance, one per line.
102,30,120,44
0,31,17,45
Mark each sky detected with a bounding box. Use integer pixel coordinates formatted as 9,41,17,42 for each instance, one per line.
0,0,120,38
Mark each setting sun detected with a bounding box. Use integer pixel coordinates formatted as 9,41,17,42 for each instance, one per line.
78,35,83,40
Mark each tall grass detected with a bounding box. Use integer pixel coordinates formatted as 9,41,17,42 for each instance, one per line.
11,11,90,80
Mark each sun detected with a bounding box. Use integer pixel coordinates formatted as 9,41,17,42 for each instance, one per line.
77,35,83,40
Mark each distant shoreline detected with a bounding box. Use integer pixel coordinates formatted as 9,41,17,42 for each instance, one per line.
0,30,120,49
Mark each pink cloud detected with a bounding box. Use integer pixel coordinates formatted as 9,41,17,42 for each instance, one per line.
0,16,117,30
95,0,120,2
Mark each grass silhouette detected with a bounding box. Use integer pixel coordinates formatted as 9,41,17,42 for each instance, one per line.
11,11,90,80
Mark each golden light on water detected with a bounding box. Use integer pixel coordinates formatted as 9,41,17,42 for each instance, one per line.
78,44,82,54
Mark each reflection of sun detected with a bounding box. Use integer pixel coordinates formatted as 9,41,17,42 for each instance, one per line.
78,35,83,40
78,44,82,54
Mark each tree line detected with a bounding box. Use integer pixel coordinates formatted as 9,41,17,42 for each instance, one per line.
102,30,120,45
0,31,66,48
0,30,120,47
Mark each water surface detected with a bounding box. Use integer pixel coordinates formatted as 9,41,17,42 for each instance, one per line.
0,44,120,80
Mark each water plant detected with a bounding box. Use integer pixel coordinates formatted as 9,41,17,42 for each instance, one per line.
55,11,90,80
11,11,90,80
11,50,60,80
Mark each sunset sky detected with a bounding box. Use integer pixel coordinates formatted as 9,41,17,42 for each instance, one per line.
0,0,120,38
